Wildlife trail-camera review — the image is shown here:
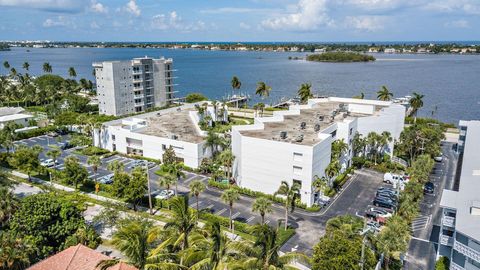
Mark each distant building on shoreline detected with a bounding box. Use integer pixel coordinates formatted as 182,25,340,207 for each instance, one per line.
93,56,176,116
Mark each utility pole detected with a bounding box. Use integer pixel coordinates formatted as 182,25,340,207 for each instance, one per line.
146,162,153,215
360,220,372,270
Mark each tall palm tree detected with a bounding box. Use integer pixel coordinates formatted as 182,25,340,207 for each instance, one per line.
377,85,393,101
274,181,300,230
68,67,77,78
22,62,29,71
42,62,52,73
221,188,240,231
353,92,365,99
409,92,424,122
231,76,241,94
107,160,125,173
297,83,313,104
218,149,234,179
376,215,410,270
98,217,156,270
9,68,17,79
3,61,10,71
204,130,223,157
164,195,196,250
312,175,328,198
255,81,271,99
164,162,185,196
252,197,272,224
158,173,176,193
0,188,18,227
189,180,206,222
331,139,348,160
325,160,340,182
87,155,102,181
254,102,265,117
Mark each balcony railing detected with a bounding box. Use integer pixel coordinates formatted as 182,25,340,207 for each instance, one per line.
133,78,143,83
443,216,456,227
440,235,454,246
454,241,480,263
134,94,144,99
451,261,465,270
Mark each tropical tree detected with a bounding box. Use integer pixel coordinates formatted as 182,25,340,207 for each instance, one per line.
409,92,425,122
164,162,185,196
325,215,363,237
297,83,313,104
331,139,348,160
376,215,410,270
274,181,300,230
324,159,340,183
312,175,328,198
0,188,18,227
7,145,42,181
353,92,365,99
377,85,393,101
221,188,240,231
107,160,125,173
98,217,156,270
253,102,266,117
252,197,272,224
22,62,29,71
68,67,77,78
43,62,52,73
124,167,148,211
231,76,241,98
204,130,224,157
87,155,102,180
0,232,36,270
158,173,176,194
218,149,234,179
162,145,177,165
3,61,10,71
255,81,271,99
46,149,61,169
9,68,17,79
189,180,206,222
62,156,89,189
164,195,196,250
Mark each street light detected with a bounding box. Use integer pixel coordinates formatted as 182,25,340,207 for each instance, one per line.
146,162,153,215
359,223,373,270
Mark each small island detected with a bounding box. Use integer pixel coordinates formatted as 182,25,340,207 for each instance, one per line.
306,52,375,62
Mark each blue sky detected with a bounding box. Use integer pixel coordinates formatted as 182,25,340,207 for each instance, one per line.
0,0,479,42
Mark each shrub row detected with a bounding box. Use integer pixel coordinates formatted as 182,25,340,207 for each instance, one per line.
16,125,58,139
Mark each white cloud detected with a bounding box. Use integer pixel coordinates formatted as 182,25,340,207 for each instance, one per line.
445,19,470,28
424,0,480,15
0,0,85,12
124,0,140,16
90,0,107,13
344,16,386,31
239,22,251,30
90,21,100,29
261,0,333,31
43,16,74,27
341,0,419,10
200,7,278,14
151,11,206,32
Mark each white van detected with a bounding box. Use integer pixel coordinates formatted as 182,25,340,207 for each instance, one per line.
383,173,404,184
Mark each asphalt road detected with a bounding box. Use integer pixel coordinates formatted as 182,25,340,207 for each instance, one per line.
8,134,386,254
404,142,458,270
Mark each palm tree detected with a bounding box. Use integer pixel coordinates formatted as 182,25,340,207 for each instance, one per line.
297,83,313,104
376,215,410,270
189,180,206,222
3,61,10,71
255,81,271,99
331,139,348,160
0,232,35,270
46,149,61,168
158,173,176,193
325,215,363,237
22,62,29,71
252,197,272,224
324,160,340,183
107,160,125,173
204,130,223,157
87,155,102,182
0,188,18,227
231,76,241,104
42,62,52,73
409,92,424,122
274,181,300,230
254,102,265,117
218,149,234,179
98,217,156,270
312,175,328,198
164,195,196,250
353,92,365,99
9,68,17,79
377,85,393,101
164,162,185,195
221,188,240,231
68,67,77,78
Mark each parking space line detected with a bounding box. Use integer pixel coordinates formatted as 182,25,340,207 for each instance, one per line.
190,201,203,208
246,216,255,223
265,220,271,225
216,208,227,215
123,160,135,166
206,204,214,209
106,157,121,163
36,137,46,141
183,175,197,183
231,212,240,219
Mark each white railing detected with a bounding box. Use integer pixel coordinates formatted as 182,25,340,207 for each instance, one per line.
440,235,454,246
454,241,480,263
391,156,408,167
443,216,456,227
451,261,465,270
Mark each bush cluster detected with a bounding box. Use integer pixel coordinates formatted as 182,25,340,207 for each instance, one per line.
306,52,376,62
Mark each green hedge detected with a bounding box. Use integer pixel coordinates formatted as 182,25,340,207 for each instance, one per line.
208,179,321,212
79,146,110,156
16,126,58,139
435,256,450,270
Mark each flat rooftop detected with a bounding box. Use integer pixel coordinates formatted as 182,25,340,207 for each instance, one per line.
440,120,480,241
106,104,205,144
240,101,383,146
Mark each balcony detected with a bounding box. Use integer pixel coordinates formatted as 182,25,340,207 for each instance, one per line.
451,261,465,270
443,216,456,227
134,95,144,100
454,241,480,263
132,69,142,75
133,78,143,83
440,235,454,246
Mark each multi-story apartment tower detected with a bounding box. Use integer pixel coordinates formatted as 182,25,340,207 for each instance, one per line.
93,57,176,116
438,120,480,270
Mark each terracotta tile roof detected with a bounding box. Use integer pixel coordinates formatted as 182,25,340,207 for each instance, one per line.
27,244,138,270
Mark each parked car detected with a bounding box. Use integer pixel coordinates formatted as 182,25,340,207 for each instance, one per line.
434,155,443,162
98,174,114,184
128,160,147,169
365,206,393,219
373,197,396,210
155,190,175,200
424,182,435,194
366,220,381,232
383,173,404,184
40,159,58,167
47,131,59,137
376,190,398,199
376,193,398,204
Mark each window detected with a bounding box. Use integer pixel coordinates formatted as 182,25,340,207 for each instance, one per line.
162,144,167,150
349,128,353,135
293,152,303,162
112,135,116,141
330,130,337,139
293,166,302,175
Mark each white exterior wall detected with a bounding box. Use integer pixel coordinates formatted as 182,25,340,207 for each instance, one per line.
0,115,33,129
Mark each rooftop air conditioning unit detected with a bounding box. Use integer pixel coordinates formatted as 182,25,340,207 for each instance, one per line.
314,123,321,132
319,115,324,121
295,134,304,142
300,122,306,129
170,134,178,140
280,131,287,139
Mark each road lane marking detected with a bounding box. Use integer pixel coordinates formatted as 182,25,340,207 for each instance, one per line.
246,216,255,223
207,204,214,209
216,208,227,215
190,201,203,208
231,212,240,219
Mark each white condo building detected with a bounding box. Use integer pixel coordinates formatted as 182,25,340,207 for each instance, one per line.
438,120,480,270
93,57,176,116
232,97,405,207
94,102,226,169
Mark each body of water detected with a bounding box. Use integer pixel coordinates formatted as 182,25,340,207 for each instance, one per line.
1,47,479,124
